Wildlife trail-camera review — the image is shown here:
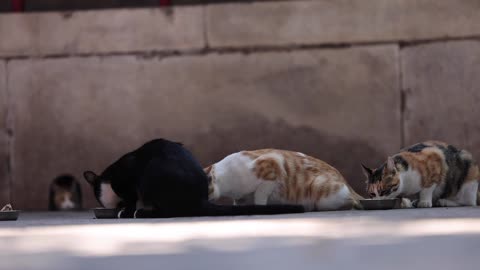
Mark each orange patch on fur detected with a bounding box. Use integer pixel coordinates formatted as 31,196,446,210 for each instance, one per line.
465,163,479,183
204,164,216,197
54,190,72,208
398,149,446,188
254,158,282,181
240,149,357,206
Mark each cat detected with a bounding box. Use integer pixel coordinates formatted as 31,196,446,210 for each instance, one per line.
362,141,479,208
205,149,364,211
83,139,305,218
48,174,83,211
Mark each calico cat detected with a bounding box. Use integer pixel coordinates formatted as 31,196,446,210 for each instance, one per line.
205,149,364,211
83,139,304,218
48,174,83,211
362,141,479,208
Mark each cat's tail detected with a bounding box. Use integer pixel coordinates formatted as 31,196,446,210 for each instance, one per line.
347,185,365,210
200,201,305,216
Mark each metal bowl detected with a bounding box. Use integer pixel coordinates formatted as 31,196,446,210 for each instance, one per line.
93,208,118,219
359,199,401,210
0,210,20,221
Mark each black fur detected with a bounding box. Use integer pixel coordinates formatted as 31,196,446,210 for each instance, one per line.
438,145,471,198
364,157,407,184
84,139,305,218
393,155,409,171
48,174,83,211
369,163,386,183
405,143,428,153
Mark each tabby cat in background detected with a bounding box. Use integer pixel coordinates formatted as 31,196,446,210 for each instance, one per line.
49,174,83,211
205,149,364,211
362,141,479,208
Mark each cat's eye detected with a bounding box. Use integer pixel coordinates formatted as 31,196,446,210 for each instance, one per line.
369,193,376,198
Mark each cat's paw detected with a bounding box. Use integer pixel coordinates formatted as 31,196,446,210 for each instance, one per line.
400,198,414,208
435,199,446,207
416,200,433,208
436,198,460,207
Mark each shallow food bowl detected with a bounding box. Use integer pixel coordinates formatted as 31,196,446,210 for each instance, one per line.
359,199,401,210
0,210,20,221
93,208,118,219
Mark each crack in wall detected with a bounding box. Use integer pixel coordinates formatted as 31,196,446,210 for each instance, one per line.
0,35,479,62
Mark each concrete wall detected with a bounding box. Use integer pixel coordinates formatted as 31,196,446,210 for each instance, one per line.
0,0,479,209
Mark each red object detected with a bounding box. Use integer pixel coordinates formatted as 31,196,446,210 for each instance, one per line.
159,0,171,6
11,0,24,12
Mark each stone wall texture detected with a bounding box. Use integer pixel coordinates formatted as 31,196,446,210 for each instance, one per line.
0,61,9,206
206,0,480,48
402,40,480,160
8,46,399,209
0,7,205,57
0,0,478,209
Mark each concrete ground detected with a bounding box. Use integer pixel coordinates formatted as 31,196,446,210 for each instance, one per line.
0,208,479,270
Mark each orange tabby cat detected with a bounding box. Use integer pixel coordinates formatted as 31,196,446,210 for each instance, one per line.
205,149,364,211
362,141,479,207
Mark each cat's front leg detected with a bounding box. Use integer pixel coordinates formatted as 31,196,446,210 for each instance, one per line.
417,184,436,208
254,182,276,205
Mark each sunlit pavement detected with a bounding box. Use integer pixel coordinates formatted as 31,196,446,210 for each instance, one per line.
0,208,479,270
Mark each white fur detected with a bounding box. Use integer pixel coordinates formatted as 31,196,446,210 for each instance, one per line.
396,168,423,197
437,198,460,207
417,184,436,208
391,168,441,208
211,153,269,200
100,183,121,209
315,184,351,211
392,167,478,208
456,181,478,206
400,198,414,208
254,182,277,205
60,198,75,210
438,180,478,207
209,151,357,211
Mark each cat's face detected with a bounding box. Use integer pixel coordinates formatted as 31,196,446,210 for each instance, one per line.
83,171,121,208
54,189,76,210
362,157,401,199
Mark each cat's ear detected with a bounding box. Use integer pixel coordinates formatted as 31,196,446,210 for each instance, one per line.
204,165,213,174
83,171,98,185
386,156,396,172
361,164,373,178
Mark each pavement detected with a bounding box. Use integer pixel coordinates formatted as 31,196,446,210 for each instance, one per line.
0,208,479,270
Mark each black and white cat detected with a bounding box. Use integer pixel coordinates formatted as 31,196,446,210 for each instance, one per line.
84,139,305,218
